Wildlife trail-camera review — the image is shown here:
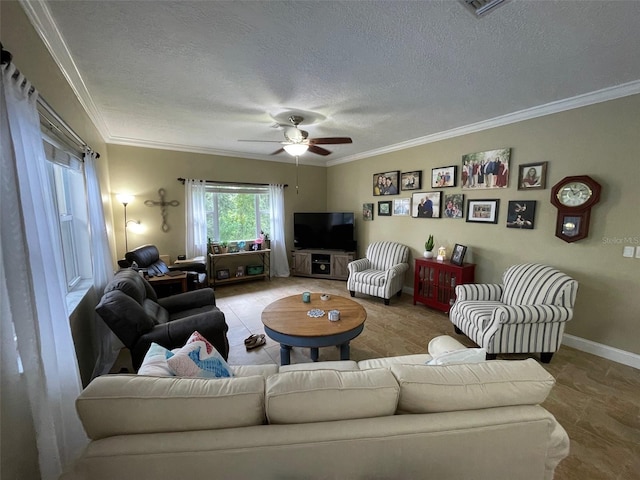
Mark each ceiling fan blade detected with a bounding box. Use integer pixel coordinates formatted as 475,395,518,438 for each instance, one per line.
308,137,352,145
270,147,285,155
308,145,332,156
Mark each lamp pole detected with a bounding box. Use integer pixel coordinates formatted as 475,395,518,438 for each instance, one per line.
122,200,130,253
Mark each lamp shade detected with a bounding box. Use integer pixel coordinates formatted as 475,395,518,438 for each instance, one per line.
116,194,134,206
283,144,309,156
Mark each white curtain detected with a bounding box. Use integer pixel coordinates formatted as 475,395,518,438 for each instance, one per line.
269,184,290,277
1,64,87,479
85,150,120,378
185,179,207,258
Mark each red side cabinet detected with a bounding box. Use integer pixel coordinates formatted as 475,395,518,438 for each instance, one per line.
413,258,475,313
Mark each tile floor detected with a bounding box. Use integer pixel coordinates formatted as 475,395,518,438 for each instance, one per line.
113,276,640,480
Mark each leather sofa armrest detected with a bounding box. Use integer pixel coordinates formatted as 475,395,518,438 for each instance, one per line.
158,288,216,312
169,262,206,274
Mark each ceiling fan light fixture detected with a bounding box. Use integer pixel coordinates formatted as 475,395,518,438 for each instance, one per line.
283,144,309,156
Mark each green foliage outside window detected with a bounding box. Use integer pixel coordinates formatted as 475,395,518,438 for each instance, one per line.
205,190,270,243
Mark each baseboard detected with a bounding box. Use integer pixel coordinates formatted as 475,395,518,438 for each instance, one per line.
562,334,640,370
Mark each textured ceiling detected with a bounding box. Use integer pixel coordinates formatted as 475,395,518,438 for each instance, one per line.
26,0,640,166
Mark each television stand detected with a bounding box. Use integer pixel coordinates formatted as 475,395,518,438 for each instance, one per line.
292,249,355,280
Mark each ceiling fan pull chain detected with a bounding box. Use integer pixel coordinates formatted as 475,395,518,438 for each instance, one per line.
295,156,299,194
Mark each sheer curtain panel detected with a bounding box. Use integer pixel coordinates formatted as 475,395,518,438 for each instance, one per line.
269,184,290,277
1,63,87,480
185,179,208,258
85,150,119,378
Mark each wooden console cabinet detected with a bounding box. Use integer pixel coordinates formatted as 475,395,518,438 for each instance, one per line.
413,258,475,312
208,249,270,286
292,249,355,280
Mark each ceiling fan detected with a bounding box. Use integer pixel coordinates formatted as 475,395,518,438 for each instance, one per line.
239,115,352,156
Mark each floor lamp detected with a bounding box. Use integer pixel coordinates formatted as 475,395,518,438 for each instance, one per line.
116,194,137,253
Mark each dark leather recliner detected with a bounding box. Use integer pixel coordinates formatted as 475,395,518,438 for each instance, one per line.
96,269,229,371
120,244,207,291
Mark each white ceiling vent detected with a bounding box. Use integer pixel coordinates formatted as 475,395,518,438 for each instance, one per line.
461,0,510,17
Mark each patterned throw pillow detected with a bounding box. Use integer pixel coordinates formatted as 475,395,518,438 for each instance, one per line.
167,331,234,378
137,342,175,376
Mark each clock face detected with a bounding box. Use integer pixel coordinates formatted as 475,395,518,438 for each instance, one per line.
557,181,592,207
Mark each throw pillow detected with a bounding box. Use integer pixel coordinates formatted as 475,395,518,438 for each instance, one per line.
167,331,234,378
426,347,487,366
137,342,175,376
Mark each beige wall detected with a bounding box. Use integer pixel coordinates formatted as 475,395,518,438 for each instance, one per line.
328,96,640,355
107,144,327,261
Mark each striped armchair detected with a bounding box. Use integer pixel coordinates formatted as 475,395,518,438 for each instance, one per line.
347,241,410,305
449,264,578,363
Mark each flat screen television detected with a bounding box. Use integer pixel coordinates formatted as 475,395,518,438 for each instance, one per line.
294,212,356,251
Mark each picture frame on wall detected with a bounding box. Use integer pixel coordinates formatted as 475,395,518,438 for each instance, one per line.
466,199,500,224
363,203,374,221
411,191,443,218
506,200,536,229
443,193,464,219
373,170,400,196
378,201,392,216
401,171,422,191
450,244,467,266
518,162,548,190
393,198,411,216
431,166,457,188
461,148,511,189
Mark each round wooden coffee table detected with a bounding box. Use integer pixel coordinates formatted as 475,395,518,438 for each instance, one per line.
261,293,367,365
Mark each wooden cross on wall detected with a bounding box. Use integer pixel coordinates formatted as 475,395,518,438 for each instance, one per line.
145,188,180,232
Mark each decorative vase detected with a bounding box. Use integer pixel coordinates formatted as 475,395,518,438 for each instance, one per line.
423,250,434,259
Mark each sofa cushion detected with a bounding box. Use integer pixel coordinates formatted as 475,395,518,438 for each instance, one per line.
167,331,233,378
232,364,279,377
358,354,432,370
391,359,555,414
351,270,386,287
265,369,399,424
95,290,155,348
278,360,359,372
77,374,265,440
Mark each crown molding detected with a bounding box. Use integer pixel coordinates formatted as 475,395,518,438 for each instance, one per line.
327,80,640,167
21,0,640,166
107,136,322,165
19,0,111,141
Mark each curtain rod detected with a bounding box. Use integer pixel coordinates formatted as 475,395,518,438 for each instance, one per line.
178,178,288,188
1,42,100,159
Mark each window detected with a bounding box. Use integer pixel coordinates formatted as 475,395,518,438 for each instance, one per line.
43,135,92,291
205,184,270,243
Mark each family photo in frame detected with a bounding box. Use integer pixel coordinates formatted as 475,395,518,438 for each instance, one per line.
518,162,547,190
401,171,422,191
411,191,442,218
373,170,400,196
461,148,511,190
431,166,457,188
466,199,500,224
450,244,467,266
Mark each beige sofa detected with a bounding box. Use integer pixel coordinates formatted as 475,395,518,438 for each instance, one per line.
60,336,569,480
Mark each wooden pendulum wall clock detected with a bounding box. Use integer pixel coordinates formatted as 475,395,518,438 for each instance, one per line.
550,175,602,243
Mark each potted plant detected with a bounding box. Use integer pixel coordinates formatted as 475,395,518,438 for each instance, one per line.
424,235,434,258
220,242,228,254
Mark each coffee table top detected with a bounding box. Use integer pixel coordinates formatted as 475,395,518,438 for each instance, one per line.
262,293,366,338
